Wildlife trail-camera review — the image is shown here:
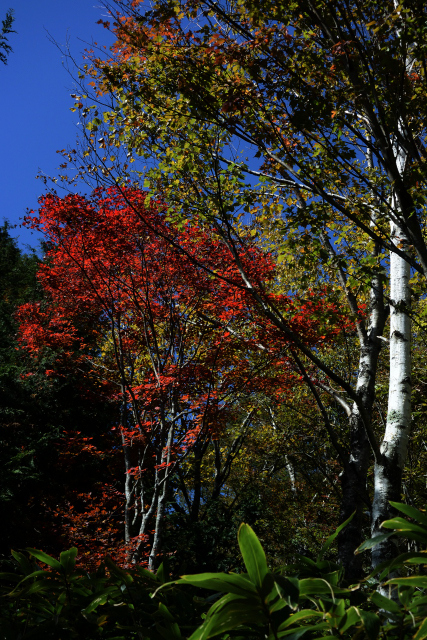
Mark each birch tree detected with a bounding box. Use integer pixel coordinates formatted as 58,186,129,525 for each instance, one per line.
58,0,427,575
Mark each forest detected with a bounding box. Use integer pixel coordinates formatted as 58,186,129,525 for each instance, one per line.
3,0,427,638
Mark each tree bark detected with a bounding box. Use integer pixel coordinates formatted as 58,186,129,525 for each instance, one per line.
338,262,386,582
372,221,411,581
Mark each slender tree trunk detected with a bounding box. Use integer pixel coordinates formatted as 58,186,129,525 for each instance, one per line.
338,269,386,582
285,455,297,495
148,420,174,572
338,413,370,583
120,389,132,545
149,479,168,572
372,221,411,578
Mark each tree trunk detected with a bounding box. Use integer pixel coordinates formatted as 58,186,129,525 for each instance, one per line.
372,221,411,579
149,480,168,572
338,268,386,582
339,411,370,584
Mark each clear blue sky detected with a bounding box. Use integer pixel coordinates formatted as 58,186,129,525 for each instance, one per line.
1,1,115,251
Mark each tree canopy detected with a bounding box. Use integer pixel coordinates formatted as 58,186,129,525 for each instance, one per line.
4,2,427,626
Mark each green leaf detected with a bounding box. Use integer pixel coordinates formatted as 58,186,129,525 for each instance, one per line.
136,566,158,582
299,578,335,597
15,569,49,587
158,602,175,622
237,523,268,590
273,575,300,609
83,592,109,615
277,609,323,631
389,503,427,527
370,591,401,614
156,562,168,583
414,617,427,640
11,550,34,575
372,550,427,581
277,622,329,639
338,606,363,633
177,572,257,596
298,556,318,570
157,621,182,640
386,576,427,587
189,599,264,640
24,580,51,595
317,512,355,562
207,592,260,618
357,610,380,640
59,548,77,575
26,548,62,571
381,517,427,535
356,532,394,553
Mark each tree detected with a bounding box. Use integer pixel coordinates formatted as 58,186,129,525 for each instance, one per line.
18,186,349,569
60,0,427,577
0,223,116,566
0,9,15,65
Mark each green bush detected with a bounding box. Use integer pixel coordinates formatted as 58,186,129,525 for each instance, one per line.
1,504,427,639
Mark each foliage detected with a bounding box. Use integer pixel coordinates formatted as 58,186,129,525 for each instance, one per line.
0,8,15,65
56,0,427,577
17,186,350,571
0,224,116,567
2,505,427,639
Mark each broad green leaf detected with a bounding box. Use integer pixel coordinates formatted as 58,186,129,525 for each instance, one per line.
374,550,427,581
299,578,336,597
277,622,329,638
392,531,427,543
338,606,363,633
156,621,182,640
83,591,109,614
60,548,77,575
26,548,62,571
269,597,292,613
387,576,427,587
177,572,257,596
356,533,394,553
238,523,268,590
25,580,51,595
357,610,380,640
15,570,49,587
11,550,33,575
157,562,169,583
188,600,264,640
298,556,318,570
381,517,427,535
157,602,175,622
370,591,401,614
136,566,158,581
277,609,323,631
389,502,427,528
273,575,299,609
207,592,260,618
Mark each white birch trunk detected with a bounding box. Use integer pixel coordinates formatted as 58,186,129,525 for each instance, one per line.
372,220,411,578
337,231,386,582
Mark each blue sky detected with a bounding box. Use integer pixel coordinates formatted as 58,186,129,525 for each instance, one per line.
1,1,115,250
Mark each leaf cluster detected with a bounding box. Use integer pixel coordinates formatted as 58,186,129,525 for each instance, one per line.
3,505,427,639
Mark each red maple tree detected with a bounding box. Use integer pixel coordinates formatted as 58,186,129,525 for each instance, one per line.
18,186,350,568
